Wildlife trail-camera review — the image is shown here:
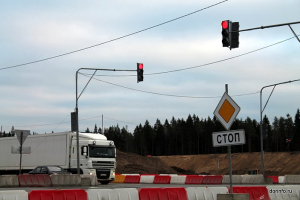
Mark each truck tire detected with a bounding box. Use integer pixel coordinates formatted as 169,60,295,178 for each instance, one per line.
100,181,109,185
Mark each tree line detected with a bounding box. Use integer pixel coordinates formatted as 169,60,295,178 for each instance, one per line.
101,108,300,156
1,108,299,156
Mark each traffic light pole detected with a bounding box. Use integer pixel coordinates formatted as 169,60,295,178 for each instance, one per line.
259,79,300,176
75,67,137,175
234,21,300,42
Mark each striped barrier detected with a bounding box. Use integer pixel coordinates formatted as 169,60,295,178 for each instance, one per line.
28,189,87,200
222,175,243,184
203,175,223,184
50,174,81,186
80,175,98,186
0,190,28,200
241,174,264,184
18,174,52,187
140,175,155,184
185,175,204,184
111,175,126,183
186,187,228,200
267,176,279,184
124,175,141,184
284,175,300,184
87,188,139,200
230,186,270,200
139,187,188,200
170,175,186,184
153,175,171,184
0,175,19,187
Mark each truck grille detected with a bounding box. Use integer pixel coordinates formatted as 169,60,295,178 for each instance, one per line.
92,161,114,169
96,169,110,179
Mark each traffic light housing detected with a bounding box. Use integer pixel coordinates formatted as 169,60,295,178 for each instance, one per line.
231,22,239,49
137,63,143,83
222,20,231,47
222,20,239,49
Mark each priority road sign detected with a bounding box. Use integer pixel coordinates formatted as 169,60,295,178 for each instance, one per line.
213,92,240,130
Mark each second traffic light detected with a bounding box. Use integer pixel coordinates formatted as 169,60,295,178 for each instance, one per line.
137,63,144,83
221,20,239,49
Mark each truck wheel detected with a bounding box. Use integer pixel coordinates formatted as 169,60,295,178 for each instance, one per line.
100,181,109,185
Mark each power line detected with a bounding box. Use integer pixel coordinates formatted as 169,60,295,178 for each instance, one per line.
81,35,298,77
0,0,228,71
79,72,260,98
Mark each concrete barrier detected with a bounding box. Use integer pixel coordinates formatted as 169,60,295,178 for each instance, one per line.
50,174,81,186
202,175,223,184
170,175,186,184
267,185,300,200
278,176,285,184
87,188,139,200
222,175,243,184
231,186,270,200
0,190,28,200
217,194,249,200
111,175,126,183
185,175,204,184
124,175,141,183
241,174,264,184
80,175,98,186
0,175,19,187
267,176,279,184
28,189,87,200
186,187,228,200
140,175,155,184
153,175,171,184
284,175,300,184
139,187,188,200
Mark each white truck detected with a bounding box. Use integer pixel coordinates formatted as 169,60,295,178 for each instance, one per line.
0,131,116,184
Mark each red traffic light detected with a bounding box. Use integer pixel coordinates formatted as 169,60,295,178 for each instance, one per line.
138,63,143,70
222,21,228,29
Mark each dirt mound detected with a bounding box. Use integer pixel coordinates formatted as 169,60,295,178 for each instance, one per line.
116,150,177,174
157,152,300,176
116,150,300,176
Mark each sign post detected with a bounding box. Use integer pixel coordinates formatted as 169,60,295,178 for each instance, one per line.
213,84,243,194
15,130,30,175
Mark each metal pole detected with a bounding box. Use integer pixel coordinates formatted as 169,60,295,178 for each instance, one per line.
225,84,233,194
260,79,300,177
235,21,300,33
76,70,80,175
260,90,264,176
102,115,103,134
19,132,23,175
75,67,136,175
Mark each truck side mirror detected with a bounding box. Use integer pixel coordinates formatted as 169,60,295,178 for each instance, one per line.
82,146,88,157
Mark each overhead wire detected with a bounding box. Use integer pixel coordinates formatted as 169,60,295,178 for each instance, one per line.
79,72,260,98
80,35,298,77
0,0,228,71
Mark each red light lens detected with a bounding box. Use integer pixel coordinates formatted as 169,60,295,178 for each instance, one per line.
139,63,143,70
222,21,228,29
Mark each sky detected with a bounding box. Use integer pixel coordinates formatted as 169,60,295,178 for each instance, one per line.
0,0,299,134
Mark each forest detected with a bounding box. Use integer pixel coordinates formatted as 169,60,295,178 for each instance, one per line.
101,108,300,156
1,109,299,156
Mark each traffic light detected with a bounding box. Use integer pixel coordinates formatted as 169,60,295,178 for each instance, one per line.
221,20,231,47
231,22,239,49
222,20,240,49
137,63,143,83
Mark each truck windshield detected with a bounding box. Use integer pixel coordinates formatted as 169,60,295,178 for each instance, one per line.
89,146,115,158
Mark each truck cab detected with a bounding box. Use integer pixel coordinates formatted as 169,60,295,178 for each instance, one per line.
70,132,116,184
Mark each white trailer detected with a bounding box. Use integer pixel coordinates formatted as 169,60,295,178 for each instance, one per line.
0,131,116,184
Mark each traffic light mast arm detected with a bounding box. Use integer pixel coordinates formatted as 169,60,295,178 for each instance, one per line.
233,21,300,42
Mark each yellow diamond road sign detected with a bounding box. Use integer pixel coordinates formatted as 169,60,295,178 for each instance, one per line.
214,92,240,130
